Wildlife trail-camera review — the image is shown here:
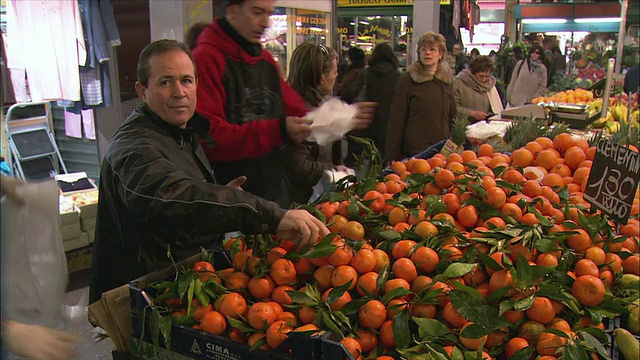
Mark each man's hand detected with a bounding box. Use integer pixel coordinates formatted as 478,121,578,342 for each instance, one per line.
4,320,79,360
286,117,313,144
471,110,488,121
275,209,330,250
352,102,376,130
226,176,247,191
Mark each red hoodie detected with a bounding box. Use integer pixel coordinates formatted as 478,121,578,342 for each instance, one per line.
192,18,306,163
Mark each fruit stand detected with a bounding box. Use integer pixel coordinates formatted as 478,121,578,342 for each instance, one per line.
121,97,640,360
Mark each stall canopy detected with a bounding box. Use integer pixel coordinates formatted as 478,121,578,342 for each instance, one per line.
516,1,622,33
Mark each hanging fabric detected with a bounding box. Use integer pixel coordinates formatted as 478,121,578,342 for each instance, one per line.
64,109,96,140
78,0,121,107
6,0,86,102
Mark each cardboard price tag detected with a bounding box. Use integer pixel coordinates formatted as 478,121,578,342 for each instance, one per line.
583,139,640,224
440,139,463,157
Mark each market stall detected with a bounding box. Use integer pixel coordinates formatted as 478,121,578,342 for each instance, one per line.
110,92,640,359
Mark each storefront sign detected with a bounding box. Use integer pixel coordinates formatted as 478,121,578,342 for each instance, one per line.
338,0,414,7
584,138,640,224
296,16,328,25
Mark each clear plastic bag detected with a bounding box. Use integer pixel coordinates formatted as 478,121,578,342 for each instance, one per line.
1,180,68,329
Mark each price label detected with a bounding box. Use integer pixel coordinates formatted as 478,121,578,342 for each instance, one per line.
584,139,640,224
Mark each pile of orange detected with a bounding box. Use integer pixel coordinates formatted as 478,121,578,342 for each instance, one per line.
532,89,595,105
153,134,639,360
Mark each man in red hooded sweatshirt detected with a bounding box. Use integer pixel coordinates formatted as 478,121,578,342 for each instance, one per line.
192,0,311,207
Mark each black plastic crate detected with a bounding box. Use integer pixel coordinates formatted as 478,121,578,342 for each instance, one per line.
320,332,357,360
129,248,337,360
603,317,622,333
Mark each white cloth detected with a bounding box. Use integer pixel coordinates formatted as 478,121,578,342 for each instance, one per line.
7,0,86,102
488,86,504,116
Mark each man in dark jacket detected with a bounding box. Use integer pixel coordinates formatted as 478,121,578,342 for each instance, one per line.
191,0,311,207
89,39,328,303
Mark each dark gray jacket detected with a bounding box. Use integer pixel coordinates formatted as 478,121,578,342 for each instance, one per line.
89,104,285,303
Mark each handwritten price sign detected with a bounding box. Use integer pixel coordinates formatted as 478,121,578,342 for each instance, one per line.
584,139,640,224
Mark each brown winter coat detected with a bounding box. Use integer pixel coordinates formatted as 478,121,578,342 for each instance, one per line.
452,69,497,123
385,61,456,161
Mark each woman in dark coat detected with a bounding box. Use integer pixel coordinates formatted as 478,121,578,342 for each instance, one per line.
342,43,401,159
336,47,366,97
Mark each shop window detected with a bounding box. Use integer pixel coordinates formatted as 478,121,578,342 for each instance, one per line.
337,15,412,69
262,7,329,78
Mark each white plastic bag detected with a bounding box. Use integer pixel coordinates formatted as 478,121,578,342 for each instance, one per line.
305,98,359,146
309,168,356,203
1,180,68,329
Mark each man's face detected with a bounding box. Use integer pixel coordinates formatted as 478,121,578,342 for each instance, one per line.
227,0,275,44
453,45,462,55
135,49,197,128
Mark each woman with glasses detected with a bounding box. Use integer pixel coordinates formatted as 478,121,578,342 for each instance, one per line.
453,55,503,123
282,42,350,204
341,43,401,159
506,44,548,107
385,32,456,162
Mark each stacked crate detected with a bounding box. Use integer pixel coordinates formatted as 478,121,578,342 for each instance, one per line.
59,196,89,252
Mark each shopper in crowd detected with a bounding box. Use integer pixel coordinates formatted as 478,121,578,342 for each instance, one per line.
337,47,366,96
506,44,547,107
184,22,208,50
552,46,566,74
469,48,480,61
504,46,523,86
624,63,639,95
282,43,352,204
453,55,503,124
1,175,79,360
343,42,401,159
89,39,329,303
452,43,468,75
385,32,456,162
190,0,312,207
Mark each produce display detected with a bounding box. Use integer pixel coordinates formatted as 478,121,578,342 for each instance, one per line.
141,122,640,360
532,90,639,134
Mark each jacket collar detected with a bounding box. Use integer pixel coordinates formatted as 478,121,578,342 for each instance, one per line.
217,17,262,57
407,60,453,84
455,68,496,92
140,103,210,144
196,17,262,62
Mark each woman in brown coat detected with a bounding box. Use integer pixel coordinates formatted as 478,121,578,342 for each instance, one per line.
385,32,456,162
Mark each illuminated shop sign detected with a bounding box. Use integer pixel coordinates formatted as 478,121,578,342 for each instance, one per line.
337,0,414,7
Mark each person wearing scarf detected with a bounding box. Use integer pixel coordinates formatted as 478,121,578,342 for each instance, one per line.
385,32,456,162
453,55,504,123
507,44,548,107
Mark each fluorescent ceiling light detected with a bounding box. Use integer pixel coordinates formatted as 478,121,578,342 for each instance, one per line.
574,17,620,23
360,21,370,25
522,18,567,24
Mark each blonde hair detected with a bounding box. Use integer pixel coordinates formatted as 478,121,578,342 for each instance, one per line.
417,32,447,56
